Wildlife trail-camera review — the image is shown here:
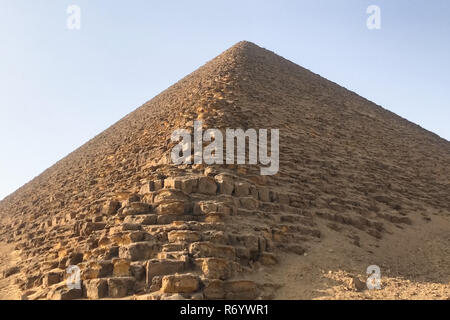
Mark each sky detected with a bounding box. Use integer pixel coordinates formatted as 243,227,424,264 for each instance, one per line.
0,0,449,200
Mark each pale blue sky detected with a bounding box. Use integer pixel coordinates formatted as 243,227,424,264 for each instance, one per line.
0,0,449,200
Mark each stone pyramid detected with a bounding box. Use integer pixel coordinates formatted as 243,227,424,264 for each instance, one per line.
0,41,449,300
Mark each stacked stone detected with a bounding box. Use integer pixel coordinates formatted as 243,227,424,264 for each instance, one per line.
7,166,321,300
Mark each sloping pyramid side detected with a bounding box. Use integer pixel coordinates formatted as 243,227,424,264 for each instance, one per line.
0,41,449,300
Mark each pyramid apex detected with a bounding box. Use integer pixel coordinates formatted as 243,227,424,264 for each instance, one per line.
231,40,261,50
235,40,257,46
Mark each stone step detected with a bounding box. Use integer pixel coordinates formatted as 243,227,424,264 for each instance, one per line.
119,202,153,216
157,250,188,260
146,259,188,288
118,241,161,261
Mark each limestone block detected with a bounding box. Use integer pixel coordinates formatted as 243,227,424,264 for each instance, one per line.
80,222,106,236
224,280,258,299
48,287,82,300
140,180,164,194
43,270,63,287
84,279,108,299
194,201,234,216
108,277,135,298
156,202,185,215
203,279,225,299
82,260,113,279
164,176,199,194
234,181,250,197
130,263,146,282
154,189,189,204
161,274,200,294
239,197,258,210
189,242,236,260
122,202,151,216
278,193,290,205
200,258,232,280
124,214,157,225
122,223,142,231
146,259,186,284
214,174,234,195
119,241,160,261
112,258,131,277
102,200,121,215
197,177,217,195
257,187,270,202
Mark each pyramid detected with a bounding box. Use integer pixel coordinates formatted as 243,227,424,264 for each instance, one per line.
0,41,449,300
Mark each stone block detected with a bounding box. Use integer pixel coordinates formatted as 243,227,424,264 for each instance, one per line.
108,277,136,298
156,202,185,215
49,288,82,300
203,279,225,299
189,242,236,260
122,202,151,216
197,177,217,195
224,280,258,299
161,274,200,294
214,174,234,195
82,261,113,279
154,189,189,204
102,200,121,215
146,259,186,285
84,279,108,299
43,271,63,287
124,214,157,225
122,223,142,231
112,258,131,277
239,197,258,210
140,180,164,194
257,187,270,202
234,181,250,197
130,263,146,282
119,241,160,261
200,258,232,280
80,222,106,236
164,176,199,194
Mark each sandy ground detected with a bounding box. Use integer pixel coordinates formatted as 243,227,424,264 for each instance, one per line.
249,214,450,300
